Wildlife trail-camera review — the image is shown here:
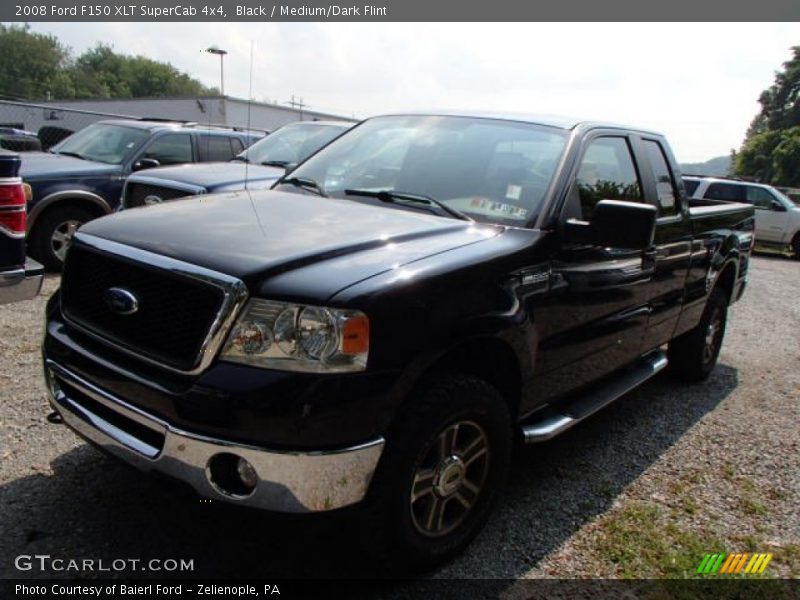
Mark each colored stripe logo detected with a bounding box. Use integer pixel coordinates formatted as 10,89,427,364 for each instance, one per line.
696,552,772,574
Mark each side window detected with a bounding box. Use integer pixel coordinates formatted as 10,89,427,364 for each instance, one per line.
643,140,678,216
746,186,775,210
575,136,642,220
198,135,237,162
704,182,746,203
230,137,245,155
143,133,192,166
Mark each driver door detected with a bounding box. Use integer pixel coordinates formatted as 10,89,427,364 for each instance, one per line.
533,133,655,398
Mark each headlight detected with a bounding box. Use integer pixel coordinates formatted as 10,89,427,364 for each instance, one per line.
221,299,369,372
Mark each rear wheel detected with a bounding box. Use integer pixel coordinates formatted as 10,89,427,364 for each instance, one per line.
363,375,512,573
31,206,93,271
792,233,800,260
668,287,728,382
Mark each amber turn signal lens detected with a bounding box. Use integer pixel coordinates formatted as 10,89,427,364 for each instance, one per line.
341,315,370,354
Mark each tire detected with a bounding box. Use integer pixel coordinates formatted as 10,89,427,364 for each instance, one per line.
668,287,728,382
362,374,512,573
31,206,93,271
792,233,800,261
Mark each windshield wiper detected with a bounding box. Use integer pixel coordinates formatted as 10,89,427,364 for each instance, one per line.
260,160,291,168
344,189,472,221
280,175,327,197
56,151,86,160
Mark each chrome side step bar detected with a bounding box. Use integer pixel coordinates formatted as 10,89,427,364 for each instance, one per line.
522,351,668,443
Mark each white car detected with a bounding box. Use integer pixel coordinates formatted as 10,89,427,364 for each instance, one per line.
683,176,800,258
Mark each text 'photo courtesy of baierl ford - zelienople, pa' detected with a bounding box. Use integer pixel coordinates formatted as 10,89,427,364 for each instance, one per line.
0,4,798,600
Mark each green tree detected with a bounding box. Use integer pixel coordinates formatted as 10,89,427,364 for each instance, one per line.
736,46,800,185
0,24,71,99
71,44,216,99
0,27,216,101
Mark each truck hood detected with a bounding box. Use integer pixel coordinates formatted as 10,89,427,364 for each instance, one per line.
20,152,120,180
79,190,504,300
129,162,284,190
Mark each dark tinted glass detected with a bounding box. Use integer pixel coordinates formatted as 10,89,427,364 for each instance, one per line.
199,135,235,161
575,137,642,220
143,133,192,165
746,186,775,209
643,140,678,216
704,182,746,202
683,179,700,196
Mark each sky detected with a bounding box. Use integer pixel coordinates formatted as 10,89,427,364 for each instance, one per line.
26,22,800,162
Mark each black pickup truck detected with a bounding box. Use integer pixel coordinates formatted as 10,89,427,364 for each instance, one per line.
43,112,754,570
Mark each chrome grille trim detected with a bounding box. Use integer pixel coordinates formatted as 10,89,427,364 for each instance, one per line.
61,232,249,376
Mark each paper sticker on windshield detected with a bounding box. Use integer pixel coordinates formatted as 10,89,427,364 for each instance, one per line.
506,185,522,201
467,197,528,219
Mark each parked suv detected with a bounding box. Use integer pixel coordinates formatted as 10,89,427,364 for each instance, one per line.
21,119,262,270
121,120,350,209
684,175,800,258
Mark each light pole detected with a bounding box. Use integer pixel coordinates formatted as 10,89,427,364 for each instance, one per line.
205,46,227,97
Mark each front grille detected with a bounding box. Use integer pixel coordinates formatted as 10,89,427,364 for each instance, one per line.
61,244,226,371
124,182,199,208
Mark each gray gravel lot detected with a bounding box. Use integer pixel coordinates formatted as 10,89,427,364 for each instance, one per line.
1,255,798,581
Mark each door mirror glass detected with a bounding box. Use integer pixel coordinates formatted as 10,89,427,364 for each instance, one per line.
771,199,787,212
564,200,657,250
133,158,160,171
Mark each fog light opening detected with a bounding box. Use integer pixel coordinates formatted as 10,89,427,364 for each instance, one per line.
206,453,258,498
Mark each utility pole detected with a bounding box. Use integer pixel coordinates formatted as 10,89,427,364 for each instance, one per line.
285,95,307,121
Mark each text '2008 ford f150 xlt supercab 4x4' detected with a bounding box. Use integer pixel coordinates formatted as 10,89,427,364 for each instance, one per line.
43,112,754,571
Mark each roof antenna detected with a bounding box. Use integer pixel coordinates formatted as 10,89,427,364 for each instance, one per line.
245,40,254,190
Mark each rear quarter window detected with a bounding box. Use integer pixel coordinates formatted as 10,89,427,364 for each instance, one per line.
704,182,746,203
198,135,238,162
683,179,700,196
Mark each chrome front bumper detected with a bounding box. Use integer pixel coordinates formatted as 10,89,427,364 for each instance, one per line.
0,257,44,305
45,360,385,513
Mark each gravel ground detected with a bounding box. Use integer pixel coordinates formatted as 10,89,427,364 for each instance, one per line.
1,255,798,582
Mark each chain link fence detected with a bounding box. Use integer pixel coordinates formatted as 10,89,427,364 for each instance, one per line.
0,99,139,151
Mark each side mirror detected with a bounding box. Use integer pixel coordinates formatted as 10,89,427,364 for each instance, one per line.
133,158,160,171
564,200,657,250
771,199,787,212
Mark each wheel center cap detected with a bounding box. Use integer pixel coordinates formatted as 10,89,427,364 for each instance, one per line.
434,455,465,497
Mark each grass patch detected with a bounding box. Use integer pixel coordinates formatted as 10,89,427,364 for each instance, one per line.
594,502,723,578
737,496,768,517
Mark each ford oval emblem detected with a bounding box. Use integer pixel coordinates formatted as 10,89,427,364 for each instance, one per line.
103,287,139,315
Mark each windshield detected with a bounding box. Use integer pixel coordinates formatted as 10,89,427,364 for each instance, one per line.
51,123,150,164
278,115,569,226
239,123,347,166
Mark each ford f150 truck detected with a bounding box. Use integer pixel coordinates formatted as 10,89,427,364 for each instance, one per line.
43,112,754,571
21,120,261,270
0,150,43,305
120,121,350,209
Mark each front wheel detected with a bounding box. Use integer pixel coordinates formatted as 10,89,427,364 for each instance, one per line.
668,287,728,382
31,206,93,271
362,375,512,573
792,233,800,261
